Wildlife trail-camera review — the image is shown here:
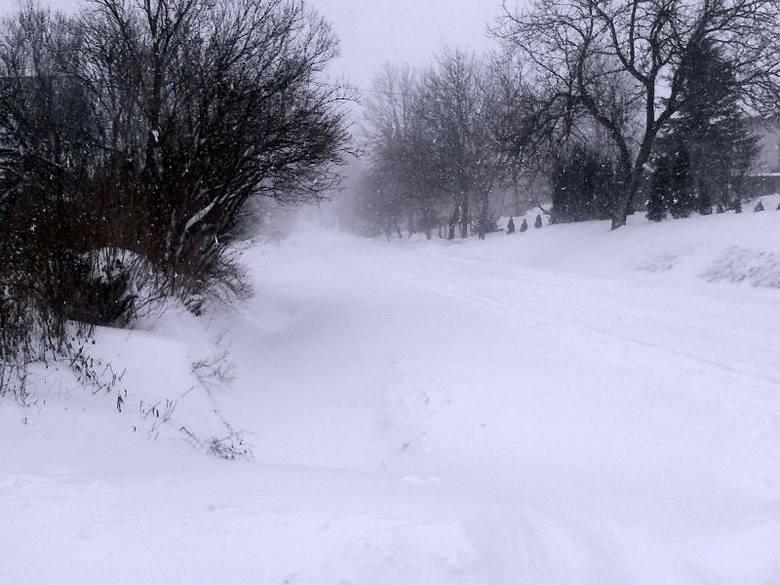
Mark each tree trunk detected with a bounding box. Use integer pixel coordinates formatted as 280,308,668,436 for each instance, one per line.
448,200,460,240
478,191,489,240
610,197,629,229
610,168,638,230
424,206,434,240
459,192,469,239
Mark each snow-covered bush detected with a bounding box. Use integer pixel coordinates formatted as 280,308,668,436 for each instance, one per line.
0,0,349,397
701,247,780,289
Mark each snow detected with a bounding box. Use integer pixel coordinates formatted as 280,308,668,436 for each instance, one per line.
2,198,780,584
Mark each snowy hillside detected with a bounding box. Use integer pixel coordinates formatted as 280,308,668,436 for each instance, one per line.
2,200,780,585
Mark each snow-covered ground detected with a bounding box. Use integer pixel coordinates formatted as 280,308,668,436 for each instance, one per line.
2,198,780,584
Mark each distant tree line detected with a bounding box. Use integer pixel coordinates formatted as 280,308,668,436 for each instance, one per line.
0,0,349,395
346,0,780,237
352,52,535,241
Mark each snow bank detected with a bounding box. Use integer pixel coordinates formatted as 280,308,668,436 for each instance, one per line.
462,194,780,290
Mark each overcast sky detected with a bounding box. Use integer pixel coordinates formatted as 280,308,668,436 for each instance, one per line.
308,0,503,89
0,0,505,89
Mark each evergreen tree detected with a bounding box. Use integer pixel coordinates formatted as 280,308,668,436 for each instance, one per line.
551,144,615,223
520,218,528,232
648,138,693,220
646,162,670,222
698,186,713,215
506,217,516,234
667,143,694,219
534,214,543,228
668,39,758,209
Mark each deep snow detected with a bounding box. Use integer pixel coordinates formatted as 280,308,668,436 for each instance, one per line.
2,198,780,584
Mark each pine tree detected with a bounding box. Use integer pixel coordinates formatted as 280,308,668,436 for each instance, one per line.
646,161,670,222
647,137,694,220
534,214,543,228
698,185,713,215
668,39,758,210
667,143,694,219
506,217,516,234
551,144,615,223
520,218,528,232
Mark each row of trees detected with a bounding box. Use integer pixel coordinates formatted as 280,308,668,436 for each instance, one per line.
349,0,780,236
1,0,349,394
354,52,533,240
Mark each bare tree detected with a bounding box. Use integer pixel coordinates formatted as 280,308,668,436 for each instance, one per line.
496,0,780,229
417,49,509,239
484,50,543,217
364,65,441,238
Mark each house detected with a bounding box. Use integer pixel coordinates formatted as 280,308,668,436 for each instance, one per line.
745,117,780,196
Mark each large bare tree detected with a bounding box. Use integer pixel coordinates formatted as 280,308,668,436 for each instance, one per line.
496,0,780,229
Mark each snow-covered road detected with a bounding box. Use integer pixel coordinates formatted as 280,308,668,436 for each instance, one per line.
2,217,780,584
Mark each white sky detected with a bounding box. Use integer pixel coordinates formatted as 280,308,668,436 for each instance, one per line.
308,0,503,89
0,0,505,89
